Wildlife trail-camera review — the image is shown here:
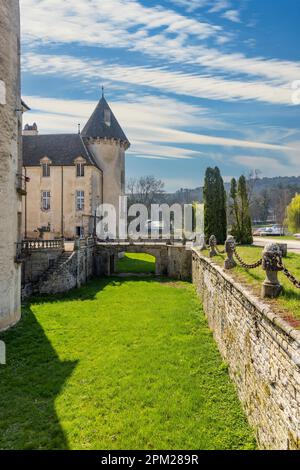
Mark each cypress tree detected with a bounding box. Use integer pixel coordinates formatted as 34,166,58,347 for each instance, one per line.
238,175,253,244
229,175,253,244
230,178,240,240
204,167,227,244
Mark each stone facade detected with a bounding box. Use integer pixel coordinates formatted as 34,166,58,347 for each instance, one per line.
22,95,130,240
0,1,22,331
192,249,300,450
23,163,102,239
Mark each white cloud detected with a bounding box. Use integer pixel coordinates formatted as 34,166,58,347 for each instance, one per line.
23,94,290,154
222,10,241,23
209,0,231,13
20,0,300,86
231,153,300,177
23,53,295,106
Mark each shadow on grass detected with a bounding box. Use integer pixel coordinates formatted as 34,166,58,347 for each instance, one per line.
281,286,300,302
116,255,155,274
0,306,77,450
28,276,181,306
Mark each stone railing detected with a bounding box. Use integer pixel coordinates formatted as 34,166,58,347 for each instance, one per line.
16,239,65,262
192,248,300,450
21,239,65,251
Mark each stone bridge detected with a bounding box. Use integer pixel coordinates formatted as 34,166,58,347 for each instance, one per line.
94,241,192,280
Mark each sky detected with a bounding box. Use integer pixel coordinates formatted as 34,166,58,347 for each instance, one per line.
21,0,300,192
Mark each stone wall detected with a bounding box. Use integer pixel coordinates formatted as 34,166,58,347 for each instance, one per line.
22,249,64,285
192,249,300,450
38,243,95,295
94,243,192,280
0,1,22,331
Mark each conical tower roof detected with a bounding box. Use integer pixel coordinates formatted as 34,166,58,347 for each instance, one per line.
82,95,130,147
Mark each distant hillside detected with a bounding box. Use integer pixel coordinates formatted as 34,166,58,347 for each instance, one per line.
165,176,300,204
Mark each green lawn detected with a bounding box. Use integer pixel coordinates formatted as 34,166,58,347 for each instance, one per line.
255,235,298,241
0,278,255,450
117,253,156,273
203,246,300,324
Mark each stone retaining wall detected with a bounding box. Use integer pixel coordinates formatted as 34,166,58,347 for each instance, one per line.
39,244,95,295
192,249,300,450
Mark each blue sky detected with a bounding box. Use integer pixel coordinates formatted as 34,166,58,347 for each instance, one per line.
21,0,300,191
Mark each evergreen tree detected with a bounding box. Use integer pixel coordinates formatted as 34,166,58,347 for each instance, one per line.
204,167,227,243
229,175,253,244
229,178,240,239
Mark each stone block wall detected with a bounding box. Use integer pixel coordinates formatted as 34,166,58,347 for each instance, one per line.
38,244,95,295
0,1,22,331
22,249,64,285
192,250,300,450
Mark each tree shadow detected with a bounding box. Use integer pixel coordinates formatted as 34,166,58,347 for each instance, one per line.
0,306,77,450
116,254,156,274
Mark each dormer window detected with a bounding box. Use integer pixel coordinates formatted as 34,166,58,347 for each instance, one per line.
76,163,85,177
42,162,50,178
104,109,111,127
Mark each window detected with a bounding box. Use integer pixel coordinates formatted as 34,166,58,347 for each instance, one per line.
42,163,50,177
76,226,84,238
41,191,51,211
104,109,111,127
76,163,85,177
76,191,85,211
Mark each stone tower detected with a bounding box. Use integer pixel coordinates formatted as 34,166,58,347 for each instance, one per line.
81,94,130,216
0,0,22,330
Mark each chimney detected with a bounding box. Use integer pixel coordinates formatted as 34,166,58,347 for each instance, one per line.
23,122,38,136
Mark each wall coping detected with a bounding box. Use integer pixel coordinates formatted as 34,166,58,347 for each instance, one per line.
192,248,300,347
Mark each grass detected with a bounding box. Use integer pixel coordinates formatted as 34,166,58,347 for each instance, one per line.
0,277,255,450
255,235,298,241
202,245,300,324
116,253,155,273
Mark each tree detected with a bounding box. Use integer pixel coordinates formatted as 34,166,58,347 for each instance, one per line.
230,175,253,244
127,176,165,209
203,167,227,243
229,178,240,238
285,194,300,233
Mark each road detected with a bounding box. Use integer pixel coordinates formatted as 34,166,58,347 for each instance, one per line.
253,237,300,254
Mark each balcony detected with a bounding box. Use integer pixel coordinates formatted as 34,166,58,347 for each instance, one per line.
16,173,30,196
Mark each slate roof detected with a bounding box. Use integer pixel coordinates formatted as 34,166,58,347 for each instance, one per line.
81,96,130,145
23,134,100,168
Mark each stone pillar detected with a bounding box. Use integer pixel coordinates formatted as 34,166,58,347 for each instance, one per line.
261,244,283,298
224,236,237,270
209,235,217,258
0,1,22,331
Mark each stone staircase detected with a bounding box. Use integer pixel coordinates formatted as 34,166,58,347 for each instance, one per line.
33,251,73,293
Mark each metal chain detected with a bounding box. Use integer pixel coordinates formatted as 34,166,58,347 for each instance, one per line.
233,248,262,269
209,235,225,255
277,257,300,289
215,245,226,255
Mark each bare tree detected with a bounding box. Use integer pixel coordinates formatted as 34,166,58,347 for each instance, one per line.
246,169,261,207
127,176,165,209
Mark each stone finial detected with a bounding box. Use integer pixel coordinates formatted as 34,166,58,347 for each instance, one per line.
261,243,283,298
224,236,237,270
209,235,218,258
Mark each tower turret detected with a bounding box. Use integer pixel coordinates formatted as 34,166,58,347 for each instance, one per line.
82,93,130,218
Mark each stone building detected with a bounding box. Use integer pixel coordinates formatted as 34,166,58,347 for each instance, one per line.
0,0,26,330
22,94,130,239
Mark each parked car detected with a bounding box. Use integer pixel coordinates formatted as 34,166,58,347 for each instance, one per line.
294,233,300,239
253,225,285,236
